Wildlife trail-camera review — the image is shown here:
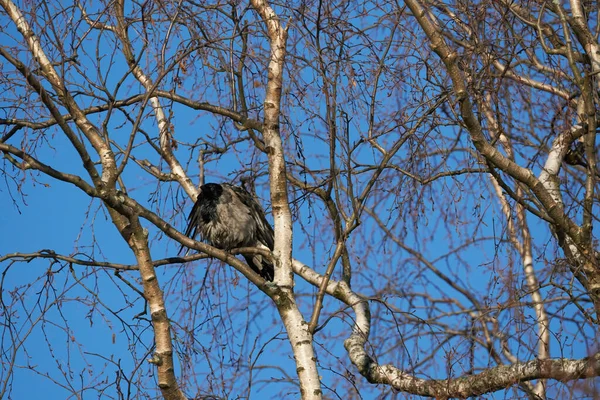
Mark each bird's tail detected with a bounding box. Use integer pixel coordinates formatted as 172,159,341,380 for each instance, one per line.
243,255,274,282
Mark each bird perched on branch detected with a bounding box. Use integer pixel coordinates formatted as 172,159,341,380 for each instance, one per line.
563,141,600,178
181,183,275,281
564,141,589,169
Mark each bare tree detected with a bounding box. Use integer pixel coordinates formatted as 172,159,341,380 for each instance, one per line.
1,0,599,399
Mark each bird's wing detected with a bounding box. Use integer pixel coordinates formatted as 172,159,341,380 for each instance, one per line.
184,199,201,239
180,198,202,254
227,184,275,250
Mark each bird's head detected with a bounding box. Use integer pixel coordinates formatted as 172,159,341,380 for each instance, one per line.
199,183,223,200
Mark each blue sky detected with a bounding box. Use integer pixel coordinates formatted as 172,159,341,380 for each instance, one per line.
1,1,599,399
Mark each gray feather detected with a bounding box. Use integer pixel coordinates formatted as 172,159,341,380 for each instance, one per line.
182,183,275,281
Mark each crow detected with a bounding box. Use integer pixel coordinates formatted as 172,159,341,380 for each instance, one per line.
181,183,275,281
564,141,589,169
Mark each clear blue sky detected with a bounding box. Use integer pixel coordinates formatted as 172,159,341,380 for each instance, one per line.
1,2,597,399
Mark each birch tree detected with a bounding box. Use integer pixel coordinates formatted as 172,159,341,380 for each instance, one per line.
1,0,599,399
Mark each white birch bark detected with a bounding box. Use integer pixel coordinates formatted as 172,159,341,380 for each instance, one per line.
249,1,323,398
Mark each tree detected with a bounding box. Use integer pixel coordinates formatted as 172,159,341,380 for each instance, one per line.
1,0,599,398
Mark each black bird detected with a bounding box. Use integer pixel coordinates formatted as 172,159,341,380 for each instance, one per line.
564,141,589,168
182,183,275,281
